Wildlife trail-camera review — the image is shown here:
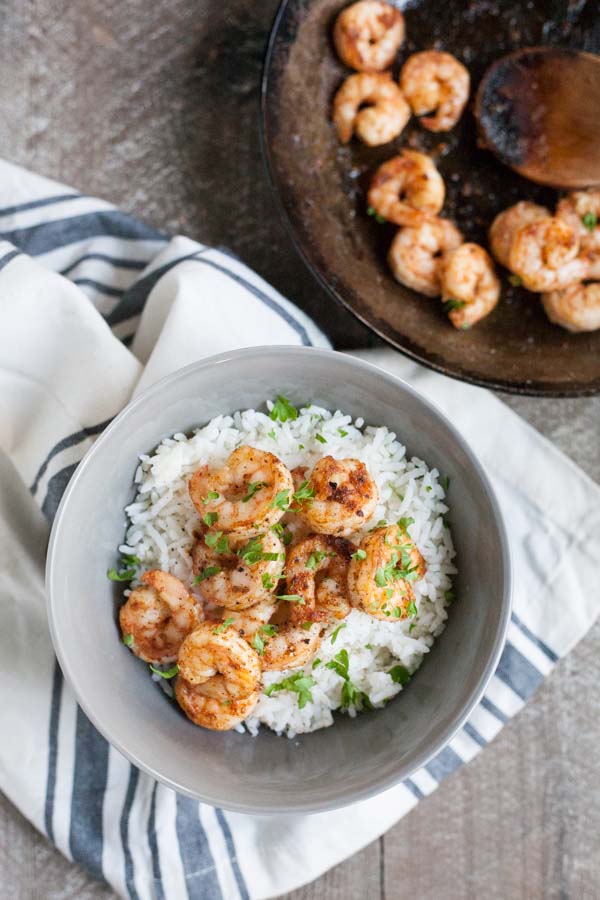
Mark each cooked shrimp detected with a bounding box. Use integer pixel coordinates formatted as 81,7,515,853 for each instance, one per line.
119,570,201,665
367,151,445,226
400,50,470,132
292,456,378,536
348,524,425,620
441,243,501,329
189,445,294,537
192,530,283,610
542,284,600,333
387,217,463,296
285,534,355,624
556,190,600,278
333,0,405,72
175,678,259,731
508,217,589,292
178,622,261,702
227,596,278,643
489,201,551,268
261,616,323,672
332,73,410,146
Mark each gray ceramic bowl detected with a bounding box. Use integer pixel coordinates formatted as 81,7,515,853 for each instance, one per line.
47,346,511,814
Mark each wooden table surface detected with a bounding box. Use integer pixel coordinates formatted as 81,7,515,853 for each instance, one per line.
1,1,599,897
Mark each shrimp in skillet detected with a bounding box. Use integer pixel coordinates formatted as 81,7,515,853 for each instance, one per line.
285,534,355,624
556,189,600,278
508,217,589,292
189,445,294,537
542,283,600,333
178,622,261,701
441,243,501,329
367,151,445,227
119,570,201,665
175,680,259,731
348,523,425,621
387,217,463,297
192,529,283,610
333,0,405,72
489,201,550,268
332,73,410,146
400,50,470,132
292,457,378,536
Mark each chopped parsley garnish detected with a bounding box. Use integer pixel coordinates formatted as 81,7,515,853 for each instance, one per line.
315,433,327,444
325,649,371,710
460,323,471,331
261,572,276,590
267,429,276,440
326,648,350,679
252,632,266,655
270,395,298,422
271,522,293,545
370,519,388,531
275,593,305,604
293,480,315,506
409,622,417,633
213,617,235,634
508,273,522,287
330,622,347,644
582,212,598,231
203,511,219,527
264,672,316,708
407,600,418,618
242,481,267,503
261,624,278,636
364,643,374,650
205,531,230,553
397,516,414,532
193,565,221,583
122,633,134,647
426,485,432,492
389,664,411,685
440,475,450,492
107,554,140,582
445,589,455,603
149,664,179,679
443,298,466,312
301,621,313,630
306,550,327,570
352,548,367,561
338,428,348,437
367,205,386,225
270,489,290,511
312,657,322,668
202,490,220,504
237,535,277,565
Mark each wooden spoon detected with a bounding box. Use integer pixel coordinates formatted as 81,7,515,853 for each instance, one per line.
475,47,600,189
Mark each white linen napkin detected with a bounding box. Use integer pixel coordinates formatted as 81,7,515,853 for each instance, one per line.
1,159,599,900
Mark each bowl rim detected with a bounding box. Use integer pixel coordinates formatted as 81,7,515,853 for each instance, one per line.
46,345,512,814
259,0,600,399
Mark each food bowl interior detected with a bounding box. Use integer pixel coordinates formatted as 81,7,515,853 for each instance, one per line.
48,348,510,813
262,0,600,395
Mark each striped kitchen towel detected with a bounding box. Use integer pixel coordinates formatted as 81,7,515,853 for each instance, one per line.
1,158,599,900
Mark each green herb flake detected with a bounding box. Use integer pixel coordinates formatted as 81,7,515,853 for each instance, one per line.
275,593,305,604
202,490,220,504
582,212,598,231
261,572,276,590
389,664,411,685
270,489,290,511
122,633,134,647
352,548,367,561
440,475,450,492
270,395,299,423
443,298,466,312
203,511,219,527
267,429,276,440
460,322,471,331
306,550,327,570
397,516,415,532
264,672,316,708
365,643,374,650
329,622,347,644
301,621,313,630
338,428,348,437
409,622,417,634
149,663,179,679
508,273,522,287
444,589,455,603
107,566,137,582
242,481,267,503
312,657,322,669
293,480,315,506
261,624,278,636
252,632,265,655
237,535,267,565
205,531,230,553
326,648,350,679
193,565,221,583
315,433,327,444
407,600,418,618
367,205,386,225
213,617,235,634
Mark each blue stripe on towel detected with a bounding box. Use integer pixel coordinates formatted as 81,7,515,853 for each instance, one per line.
72,277,125,298
60,253,147,277
0,193,81,218
425,745,463,782
463,722,487,748
43,662,64,842
175,795,223,900
403,779,425,800
1,209,165,256
147,784,165,900
480,695,508,724
511,612,559,663
41,464,78,522
120,766,140,900
495,642,544,700
69,708,110,876
30,418,111,496
215,809,250,900
0,248,20,271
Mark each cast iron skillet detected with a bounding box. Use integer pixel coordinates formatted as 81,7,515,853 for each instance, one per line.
261,0,600,396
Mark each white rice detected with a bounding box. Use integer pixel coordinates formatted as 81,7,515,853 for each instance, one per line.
119,402,457,737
